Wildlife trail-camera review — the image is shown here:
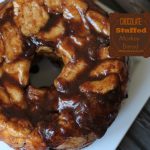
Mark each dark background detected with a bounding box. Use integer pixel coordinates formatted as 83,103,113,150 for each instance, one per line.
98,0,150,150
100,0,150,13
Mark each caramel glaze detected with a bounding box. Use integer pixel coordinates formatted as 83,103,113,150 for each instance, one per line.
0,0,128,149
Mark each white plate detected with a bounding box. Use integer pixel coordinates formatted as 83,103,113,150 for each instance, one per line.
83,57,150,150
86,2,150,150
0,1,150,150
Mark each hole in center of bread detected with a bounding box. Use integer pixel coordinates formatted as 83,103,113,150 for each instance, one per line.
29,55,63,88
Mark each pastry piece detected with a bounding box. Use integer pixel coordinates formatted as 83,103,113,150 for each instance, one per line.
80,74,119,94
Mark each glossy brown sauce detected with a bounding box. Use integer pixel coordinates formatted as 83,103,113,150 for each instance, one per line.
0,8,14,26
0,1,127,149
22,36,55,58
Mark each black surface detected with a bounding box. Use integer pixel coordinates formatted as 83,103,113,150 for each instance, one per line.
100,0,150,12
115,0,150,13
100,0,126,12
117,99,150,150
98,0,150,149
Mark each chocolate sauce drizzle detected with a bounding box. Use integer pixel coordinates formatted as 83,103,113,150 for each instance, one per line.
0,1,127,149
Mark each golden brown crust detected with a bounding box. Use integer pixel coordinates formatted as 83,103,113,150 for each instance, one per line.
1,22,23,62
0,0,128,150
13,0,49,36
80,74,119,94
